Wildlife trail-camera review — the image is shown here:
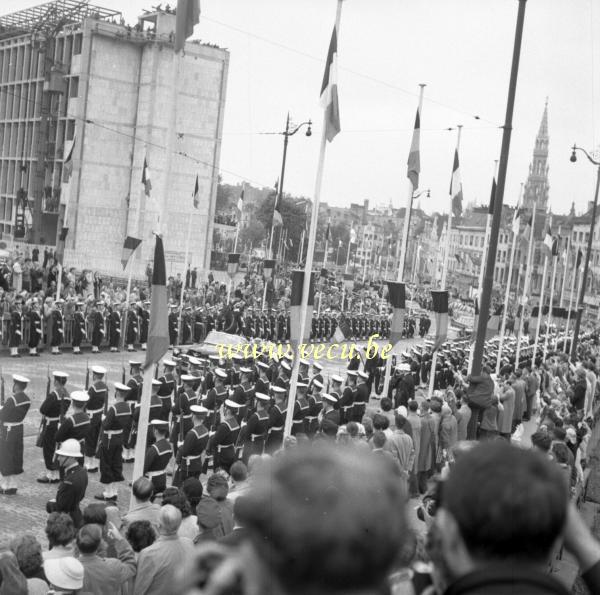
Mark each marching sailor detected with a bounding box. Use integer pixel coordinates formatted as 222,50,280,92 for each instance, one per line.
84,366,107,473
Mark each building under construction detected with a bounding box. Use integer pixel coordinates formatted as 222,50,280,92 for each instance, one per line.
0,0,228,276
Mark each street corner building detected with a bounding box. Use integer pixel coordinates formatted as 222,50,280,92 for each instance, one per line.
0,2,229,277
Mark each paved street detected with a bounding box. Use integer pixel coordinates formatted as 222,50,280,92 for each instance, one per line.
0,335,421,543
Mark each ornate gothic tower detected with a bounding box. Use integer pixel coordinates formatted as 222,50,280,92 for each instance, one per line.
522,100,549,211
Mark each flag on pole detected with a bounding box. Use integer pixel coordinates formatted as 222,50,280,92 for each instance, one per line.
144,235,169,370
325,220,331,243
455,253,463,265
486,304,503,340
520,215,532,245
488,175,497,215
286,237,293,250
192,175,199,209
350,227,357,244
387,282,406,346
320,24,340,142
142,158,152,196
551,235,560,257
576,248,583,270
407,109,420,190
450,149,463,218
334,315,352,343
290,270,316,345
468,252,482,267
62,136,76,182
431,290,449,350
55,227,69,265
175,0,200,53
512,206,522,235
543,226,553,252
237,186,245,213
273,193,283,227
121,236,142,270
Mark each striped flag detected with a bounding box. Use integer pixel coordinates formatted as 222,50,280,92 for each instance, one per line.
543,226,553,252
142,158,152,196
227,253,240,277
350,226,357,244
512,206,522,235
290,270,316,346
431,290,449,350
320,24,340,142
237,186,245,213
552,235,560,257
486,304,503,340
450,149,463,218
325,220,331,243
576,248,583,270
144,235,169,370
407,109,421,190
62,136,76,182
175,0,200,53
273,193,283,227
334,315,352,343
520,215,532,245
121,236,142,270
387,281,406,346
192,175,199,209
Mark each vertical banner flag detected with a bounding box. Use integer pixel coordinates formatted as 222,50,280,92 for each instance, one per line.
387,281,406,346
450,149,463,218
407,108,421,190
62,136,76,182
142,157,152,196
290,270,316,345
521,215,532,246
486,304,503,340
576,248,583,270
320,23,340,142
55,227,69,265
227,253,240,278
512,205,522,234
350,226,357,244
552,235,560,257
273,192,283,226
488,176,497,215
470,296,480,341
237,186,244,213
175,0,200,53
263,259,276,279
334,314,352,343
325,221,331,243
121,236,142,270
343,272,354,290
192,174,199,209
144,235,169,369
543,225,553,252
431,290,449,350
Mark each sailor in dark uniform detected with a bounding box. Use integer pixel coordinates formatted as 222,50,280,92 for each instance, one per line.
230,367,253,422
202,355,219,393
291,383,310,437
139,301,150,350
255,362,271,396
47,438,88,528
339,371,357,425
318,393,340,438
157,359,177,422
240,392,270,463
143,420,172,495
275,360,291,390
37,371,70,484
71,302,86,355
175,404,209,483
308,362,324,394
169,305,179,346
125,302,139,352
305,379,323,437
91,302,105,353
207,399,242,474
84,365,107,473
0,374,31,495
204,368,228,430
95,382,131,502
28,299,43,356
131,379,163,449
123,361,143,461
55,391,90,459
353,370,370,422
108,305,121,352
298,359,310,385
265,386,287,454
170,374,197,456
9,300,22,358
329,374,343,407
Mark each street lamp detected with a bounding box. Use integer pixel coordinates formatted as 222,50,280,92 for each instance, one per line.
568,144,600,361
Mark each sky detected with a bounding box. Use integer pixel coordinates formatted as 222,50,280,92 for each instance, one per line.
4,0,600,216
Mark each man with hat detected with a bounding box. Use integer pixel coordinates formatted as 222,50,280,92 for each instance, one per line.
231,366,254,422
84,365,107,472
157,359,176,421
131,379,163,449
255,361,271,396
329,374,343,402
47,438,88,527
308,361,324,394
207,399,242,474
298,359,310,385
96,382,131,502
229,353,243,387
168,304,179,346
339,371,357,425
276,360,291,390
291,382,310,436
204,368,228,430
123,361,143,461
44,557,85,593
240,392,270,463
125,302,139,352
175,404,209,483
202,355,219,393
265,386,287,454
91,302,105,353
107,304,121,352
51,298,65,355
8,298,22,357
187,356,204,392
27,298,43,356
171,374,198,456
352,370,370,422
71,302,87,355
38,371,70,484
143,420,173,495
318,393,340,437
0,374,31,495
138,301,150,350
55,391,91,458
305,379,324,437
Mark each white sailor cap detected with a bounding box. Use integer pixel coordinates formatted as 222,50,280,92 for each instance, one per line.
396,363,411,372
313,362,323,370
347,370,358,377
272,386,287,395
114,382,130,392
151,379,162,387
215,369,228,379
297,382,308,389
323,393,338,403
188,356,202,366
224,399,243,409
254,392,271,402
209,355,220,362
232,354,244,362
190,404,209,415
299,359,309,366
181,374,197,383
53,371,69,379
281,361,291,372
70,390,89,403
358,371,369,380
91,366,106,375
331,374,343,383
283,353,294,361
240,367,253,374
150,419,169,428
312,379,323,389
128,361,142,367
257,362,270,371
162,359,177,367
12,374,30,384
401,351,411,358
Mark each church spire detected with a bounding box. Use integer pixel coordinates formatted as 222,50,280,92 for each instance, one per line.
522,100,550,211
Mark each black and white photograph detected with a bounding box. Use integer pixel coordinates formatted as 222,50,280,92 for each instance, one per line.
1,0,600,593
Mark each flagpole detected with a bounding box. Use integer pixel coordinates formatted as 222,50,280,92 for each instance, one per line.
495,213,519,374
284,0,343,439
565,257,579,353
398,84,425,283
559,232,571,307
544,225,560,359
318,224,330,317
515,199,537,368
532,246,549,366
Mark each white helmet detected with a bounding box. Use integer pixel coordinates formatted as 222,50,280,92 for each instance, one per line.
55,438,82,458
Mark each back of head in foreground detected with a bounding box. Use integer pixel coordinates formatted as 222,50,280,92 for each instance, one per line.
180,443,409,595
434,440,568,584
